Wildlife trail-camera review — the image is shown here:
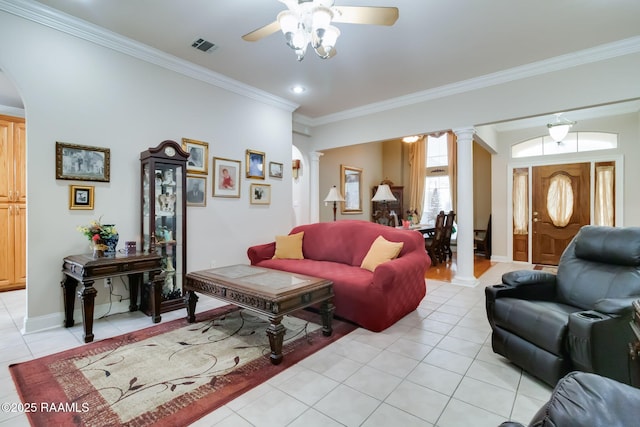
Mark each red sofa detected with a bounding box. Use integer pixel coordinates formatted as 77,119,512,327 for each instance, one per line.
247,220,431,332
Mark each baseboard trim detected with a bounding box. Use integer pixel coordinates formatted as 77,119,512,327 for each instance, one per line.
451,275,480,288
22,299,136,334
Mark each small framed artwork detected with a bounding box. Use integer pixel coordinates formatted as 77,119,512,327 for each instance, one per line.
56,142,110,182
69,185,94,210
269,161,283,178
186,176,207,207
212,157,241,198
341,164,363,214
250,183,271,205
246,149,265,180
182,138,209,175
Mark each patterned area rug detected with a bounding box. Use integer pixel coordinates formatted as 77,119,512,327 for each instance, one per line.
10,306,356,426
533,264,559,274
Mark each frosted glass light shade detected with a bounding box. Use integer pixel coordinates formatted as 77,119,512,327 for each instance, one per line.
548,123,572,142
371,184,397,202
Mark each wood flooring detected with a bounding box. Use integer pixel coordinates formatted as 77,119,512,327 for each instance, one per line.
425,253,494,282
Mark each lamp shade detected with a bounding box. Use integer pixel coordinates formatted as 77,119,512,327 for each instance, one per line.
324,186,345,202
548,123,572,142
547,113,575,142
371,184,397,202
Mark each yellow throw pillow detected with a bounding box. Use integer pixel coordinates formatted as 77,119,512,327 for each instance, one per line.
272,231,305,259
360,235,404,272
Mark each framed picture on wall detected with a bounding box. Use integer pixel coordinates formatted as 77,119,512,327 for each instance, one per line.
182,138,209,175
212,157,241,198
340,164,363,214
186,176,207,207
269,161,283,178
246,149,265,179
69,185,94,210
56,142,110,182
250,183,271,205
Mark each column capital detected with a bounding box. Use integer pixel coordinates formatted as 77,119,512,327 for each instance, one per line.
309,151,324,162
452,127,476,141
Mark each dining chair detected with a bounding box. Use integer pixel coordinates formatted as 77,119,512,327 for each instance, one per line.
425,211,445,264
474,214,491,259
441,210,455,262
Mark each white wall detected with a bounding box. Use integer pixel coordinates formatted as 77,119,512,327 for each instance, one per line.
0,12,294,331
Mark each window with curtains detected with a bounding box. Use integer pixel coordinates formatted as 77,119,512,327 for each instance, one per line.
420,133,452,224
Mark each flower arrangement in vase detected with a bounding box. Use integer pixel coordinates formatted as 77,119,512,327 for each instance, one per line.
77,217,119,257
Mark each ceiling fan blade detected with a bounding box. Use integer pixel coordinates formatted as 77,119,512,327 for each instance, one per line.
332,6,399,26
242,20,281,42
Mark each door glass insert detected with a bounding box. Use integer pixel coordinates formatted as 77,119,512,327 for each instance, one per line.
547,174,573,227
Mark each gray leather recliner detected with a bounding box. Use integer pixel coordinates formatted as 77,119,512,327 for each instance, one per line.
499,371,640,427
486,225,640,387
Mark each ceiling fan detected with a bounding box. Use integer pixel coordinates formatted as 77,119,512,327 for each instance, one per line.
242,0,399,61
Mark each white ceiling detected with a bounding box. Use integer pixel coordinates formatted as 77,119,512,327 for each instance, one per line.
6,0,640,121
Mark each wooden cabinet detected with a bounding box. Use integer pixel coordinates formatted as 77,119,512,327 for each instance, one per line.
140,140,189,313
0,115,26,291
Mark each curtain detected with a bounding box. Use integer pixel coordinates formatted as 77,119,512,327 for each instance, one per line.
547,174,574,227
595,165,614,226
513,170,528,234
447,132,457,213
408,135,426,217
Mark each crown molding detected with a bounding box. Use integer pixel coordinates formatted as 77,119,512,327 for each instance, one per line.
295,36,640,128
0,0,299,113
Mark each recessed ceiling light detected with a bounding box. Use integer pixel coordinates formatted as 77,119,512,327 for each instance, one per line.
291,85,306,94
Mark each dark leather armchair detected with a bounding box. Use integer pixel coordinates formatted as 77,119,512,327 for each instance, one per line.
486,225,640,387
499,371,640,427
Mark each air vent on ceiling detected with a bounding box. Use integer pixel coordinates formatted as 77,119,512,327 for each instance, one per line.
191,38,218,53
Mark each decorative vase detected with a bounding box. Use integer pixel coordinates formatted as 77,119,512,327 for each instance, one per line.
103,233,119,256
100,225,119,256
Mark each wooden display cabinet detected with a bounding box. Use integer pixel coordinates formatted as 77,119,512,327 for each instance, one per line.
140,140,189,313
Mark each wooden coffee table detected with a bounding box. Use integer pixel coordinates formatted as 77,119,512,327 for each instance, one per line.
184,265,334,365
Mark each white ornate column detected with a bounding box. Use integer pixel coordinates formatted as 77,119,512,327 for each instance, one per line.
452,127,479,287
309,151,323,223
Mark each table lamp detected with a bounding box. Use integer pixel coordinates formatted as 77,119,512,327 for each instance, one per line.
324,186,345,221
372,184,397,206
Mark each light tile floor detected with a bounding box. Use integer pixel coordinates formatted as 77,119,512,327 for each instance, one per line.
0,262,552,426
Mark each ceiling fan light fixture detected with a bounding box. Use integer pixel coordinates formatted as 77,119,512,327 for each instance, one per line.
295,45,308,61
312,6,332,32
314,25,339,58
243,1,398,62
278,11,304,50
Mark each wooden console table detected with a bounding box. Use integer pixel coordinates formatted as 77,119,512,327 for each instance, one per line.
61,252,164,343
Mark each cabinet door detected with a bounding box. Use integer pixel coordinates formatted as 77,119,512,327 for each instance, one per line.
13,203,26,286
0,120,11,204
0,205,14,288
